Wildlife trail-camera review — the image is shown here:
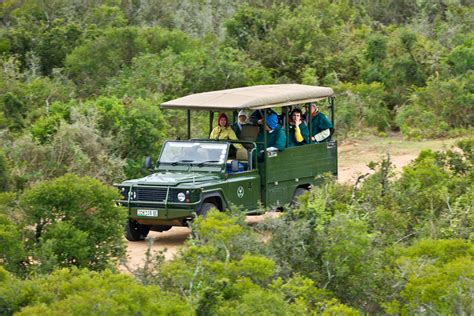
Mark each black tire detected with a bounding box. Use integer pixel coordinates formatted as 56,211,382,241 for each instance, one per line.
125,219,150,241
198,202,217,217
291,187,308,207
191,202,218,239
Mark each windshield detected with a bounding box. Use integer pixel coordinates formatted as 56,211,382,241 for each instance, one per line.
159,141,228,165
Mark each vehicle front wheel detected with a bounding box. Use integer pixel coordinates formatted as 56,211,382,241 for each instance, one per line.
291,187,309,207
198,202,217,217
125,219,150,241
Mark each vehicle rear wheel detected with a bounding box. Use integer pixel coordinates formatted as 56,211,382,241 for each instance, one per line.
125,219,150,241
291,187,308,207
198,202,217,217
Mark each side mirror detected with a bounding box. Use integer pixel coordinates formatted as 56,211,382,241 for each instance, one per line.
144,156,152,169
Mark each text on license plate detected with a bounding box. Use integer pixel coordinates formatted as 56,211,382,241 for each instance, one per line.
137,209,158,217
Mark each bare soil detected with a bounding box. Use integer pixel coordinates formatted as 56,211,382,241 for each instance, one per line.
123,135,462,270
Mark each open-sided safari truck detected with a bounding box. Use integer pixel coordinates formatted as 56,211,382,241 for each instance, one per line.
115,84,337,241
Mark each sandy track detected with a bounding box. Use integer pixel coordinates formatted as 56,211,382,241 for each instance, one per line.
124,136,461,269
124,214,275,270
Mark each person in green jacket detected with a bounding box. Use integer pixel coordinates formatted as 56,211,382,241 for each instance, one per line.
231,110,248,139
288,108,309,147
309,103,333,143
256,112,286,155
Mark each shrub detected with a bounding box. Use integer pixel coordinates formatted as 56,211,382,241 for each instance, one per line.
0,267,192,315
384,239,474,315
19,174,127,272
396,74,474,139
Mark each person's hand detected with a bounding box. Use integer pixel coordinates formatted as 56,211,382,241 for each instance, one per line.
294,117,301,127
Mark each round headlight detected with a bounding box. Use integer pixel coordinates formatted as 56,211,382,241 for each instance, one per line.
177,192,186,202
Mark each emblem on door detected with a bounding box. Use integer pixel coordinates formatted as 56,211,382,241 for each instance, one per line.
237,186,245,198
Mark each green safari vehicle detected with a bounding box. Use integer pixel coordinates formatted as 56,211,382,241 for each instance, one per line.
115,84,337,241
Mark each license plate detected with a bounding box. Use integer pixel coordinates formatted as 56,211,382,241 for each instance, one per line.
137,209,158,217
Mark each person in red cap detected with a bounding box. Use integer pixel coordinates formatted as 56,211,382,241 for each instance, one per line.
210,113,243,150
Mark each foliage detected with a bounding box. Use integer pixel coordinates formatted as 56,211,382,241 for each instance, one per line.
335,82,390,135
81,96,169,177
18,174,127,273
65,25,194,95
396,73,474,139
0,1,472,313
139,209,357,315
0,215,26,274
0,149,10,192
105,44,272,100
2,112,125,189
384,239,474,315
0,267,192,315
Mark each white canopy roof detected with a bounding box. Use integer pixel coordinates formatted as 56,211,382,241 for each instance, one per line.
161,84,334,111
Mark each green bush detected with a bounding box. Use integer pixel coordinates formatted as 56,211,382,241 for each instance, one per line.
0,215,26,274
19,174,127,273
0,267,192,315
396,74,474,139
384,239,474,315
335,82,390,135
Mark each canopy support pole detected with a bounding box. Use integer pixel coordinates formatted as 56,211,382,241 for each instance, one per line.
187,110,191,140
209,111,214,137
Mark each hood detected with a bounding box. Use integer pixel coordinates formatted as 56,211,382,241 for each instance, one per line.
122,172,221,187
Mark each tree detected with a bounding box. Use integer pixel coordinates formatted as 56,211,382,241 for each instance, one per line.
19,174,127,272
0,215,26,274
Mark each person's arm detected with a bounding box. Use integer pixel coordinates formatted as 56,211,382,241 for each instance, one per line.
226,128,244,149
313,129,330,142
227,128,238,141
275,129,287,151
210,126,220,139
294,126,304,143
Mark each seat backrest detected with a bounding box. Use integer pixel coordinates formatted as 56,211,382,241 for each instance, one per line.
239,125,259,141
236,148,248,161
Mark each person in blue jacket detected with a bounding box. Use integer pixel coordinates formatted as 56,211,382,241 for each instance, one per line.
256,112,286,155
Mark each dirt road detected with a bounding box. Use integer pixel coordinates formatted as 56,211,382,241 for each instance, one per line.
124,135,460,269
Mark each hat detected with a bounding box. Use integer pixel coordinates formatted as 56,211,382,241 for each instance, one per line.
265,113,278,130
238,110,248,117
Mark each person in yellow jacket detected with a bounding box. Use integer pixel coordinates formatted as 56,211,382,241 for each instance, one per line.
288,108,309,147
210,113,243,149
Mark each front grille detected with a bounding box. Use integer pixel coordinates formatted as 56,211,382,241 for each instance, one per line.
135,187,168,202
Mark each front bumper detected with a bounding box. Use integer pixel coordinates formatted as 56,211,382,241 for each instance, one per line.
124,204,196,221
115,184,203,224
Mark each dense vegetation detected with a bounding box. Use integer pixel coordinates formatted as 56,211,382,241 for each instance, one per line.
1,140,472,314
0,0,472,314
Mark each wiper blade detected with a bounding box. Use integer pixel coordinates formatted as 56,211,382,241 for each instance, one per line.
197,160,220,167
170,159,195,166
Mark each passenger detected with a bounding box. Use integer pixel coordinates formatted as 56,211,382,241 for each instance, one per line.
249,108,278,125
210,113,239,140
288,108,309,147
256,112,286,154
210,113,243,149
231,110,248,139
308,103,333,143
